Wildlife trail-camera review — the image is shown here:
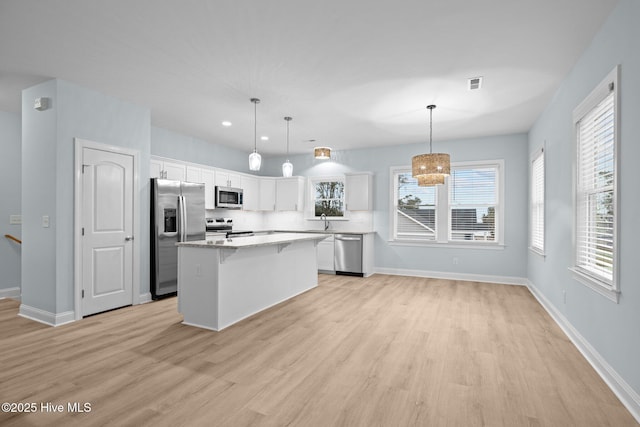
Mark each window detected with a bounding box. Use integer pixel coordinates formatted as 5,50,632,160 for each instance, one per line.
394,171,437,241
313,179,345,217
391,160,503,246
530,148,545,254
449,165,499,242
571,65,619,300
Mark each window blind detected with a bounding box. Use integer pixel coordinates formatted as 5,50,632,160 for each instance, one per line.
575,92,615,284
530,150,545,252
449,167,497,241
396,172,436,240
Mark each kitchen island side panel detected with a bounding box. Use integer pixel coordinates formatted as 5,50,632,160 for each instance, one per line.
177,239,319,331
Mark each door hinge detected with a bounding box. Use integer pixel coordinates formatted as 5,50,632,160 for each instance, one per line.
81,289,85,298
82,227,84,236
82,164,90,173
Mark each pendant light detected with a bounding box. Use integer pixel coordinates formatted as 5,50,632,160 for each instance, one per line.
248,98,262,171
282,116,293,177
412,104,450,186
314,147,331,159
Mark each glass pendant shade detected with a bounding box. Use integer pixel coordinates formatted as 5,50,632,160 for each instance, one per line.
282,116,293,177
314,147,331,159
249,150,261,171
282,160,293,177
248,98,261,171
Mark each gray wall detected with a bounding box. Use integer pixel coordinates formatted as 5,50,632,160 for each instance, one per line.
263,133,529,281
151,126,257,174
528,0,640,397
21,79,150,314
0,111,21,293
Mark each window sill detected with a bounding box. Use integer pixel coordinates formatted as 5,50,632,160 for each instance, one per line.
529,247,546,258
569,267,619,303
388,240,505,250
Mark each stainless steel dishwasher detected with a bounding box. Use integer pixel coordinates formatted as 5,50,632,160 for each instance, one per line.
334,234,363,276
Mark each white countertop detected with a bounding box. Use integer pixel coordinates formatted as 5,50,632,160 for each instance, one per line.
271,229,376,235
177,232,329,249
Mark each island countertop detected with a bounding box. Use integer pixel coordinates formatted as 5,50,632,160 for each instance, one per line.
176,232,328,249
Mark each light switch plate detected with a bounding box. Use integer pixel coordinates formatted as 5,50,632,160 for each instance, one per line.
9,215,22,225
42,215,50,228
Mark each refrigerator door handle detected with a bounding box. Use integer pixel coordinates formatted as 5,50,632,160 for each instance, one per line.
178,195,186,242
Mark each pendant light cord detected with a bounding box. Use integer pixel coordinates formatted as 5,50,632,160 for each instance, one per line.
429,105,433,154
250,98,260,153
286,118,290,160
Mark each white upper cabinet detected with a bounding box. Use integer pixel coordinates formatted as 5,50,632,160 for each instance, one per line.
151,159,186,181
242,176,260,211
201,168,215,209
276,177,305,211
345,172,373,211
185,166,202,183
215,170,242,188
150,159,162,179
259,178,276,211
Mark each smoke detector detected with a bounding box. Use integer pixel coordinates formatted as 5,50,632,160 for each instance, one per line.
468,76,483,90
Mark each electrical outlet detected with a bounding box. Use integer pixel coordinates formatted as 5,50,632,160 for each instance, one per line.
42,215,50,228
453,257,459,265
195,264,201,277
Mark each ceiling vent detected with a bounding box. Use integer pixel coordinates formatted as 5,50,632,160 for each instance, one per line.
468,76,483,90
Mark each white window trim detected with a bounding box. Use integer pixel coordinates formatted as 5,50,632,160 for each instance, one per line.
529,145,545,257
389,159,505,248
569,65,620,303
307,175,348,220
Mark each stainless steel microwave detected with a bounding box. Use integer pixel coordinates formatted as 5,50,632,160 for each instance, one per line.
215,186,243,209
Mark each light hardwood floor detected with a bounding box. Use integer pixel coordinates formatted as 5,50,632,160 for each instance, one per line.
0,274,637,426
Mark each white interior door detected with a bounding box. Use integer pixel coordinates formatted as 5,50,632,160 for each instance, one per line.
81,146,134,316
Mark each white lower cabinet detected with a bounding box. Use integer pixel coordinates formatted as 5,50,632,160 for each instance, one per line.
317,235,335,272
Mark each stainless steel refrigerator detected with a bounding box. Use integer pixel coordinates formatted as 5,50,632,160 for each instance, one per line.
151,178,205,299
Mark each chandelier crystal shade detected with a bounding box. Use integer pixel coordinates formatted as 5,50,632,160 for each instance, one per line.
248,98,262,171
411,104,450,186
282,116,293,177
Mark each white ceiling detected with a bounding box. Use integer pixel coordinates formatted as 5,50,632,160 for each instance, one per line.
0,0,618,156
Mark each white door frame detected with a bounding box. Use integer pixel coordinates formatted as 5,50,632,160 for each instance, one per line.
74,138,140,320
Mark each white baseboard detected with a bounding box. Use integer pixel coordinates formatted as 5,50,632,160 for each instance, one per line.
138,292,152,304
374,267,527,286
18,304,75,327
0,286,21,299
527,280,640,423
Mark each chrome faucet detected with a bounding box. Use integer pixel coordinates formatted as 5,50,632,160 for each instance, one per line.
321,213,330,231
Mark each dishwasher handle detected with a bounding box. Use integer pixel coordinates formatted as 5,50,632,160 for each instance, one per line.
335,235,362,241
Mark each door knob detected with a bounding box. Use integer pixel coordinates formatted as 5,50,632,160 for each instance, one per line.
125,236,134,241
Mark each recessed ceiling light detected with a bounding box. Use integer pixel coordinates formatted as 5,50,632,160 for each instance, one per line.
261,136,269,141
221,121,232,127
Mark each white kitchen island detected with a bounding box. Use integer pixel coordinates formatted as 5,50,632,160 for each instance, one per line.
176,233,328,331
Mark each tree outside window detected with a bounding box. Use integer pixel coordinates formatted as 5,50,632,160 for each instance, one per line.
314,181,345,217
